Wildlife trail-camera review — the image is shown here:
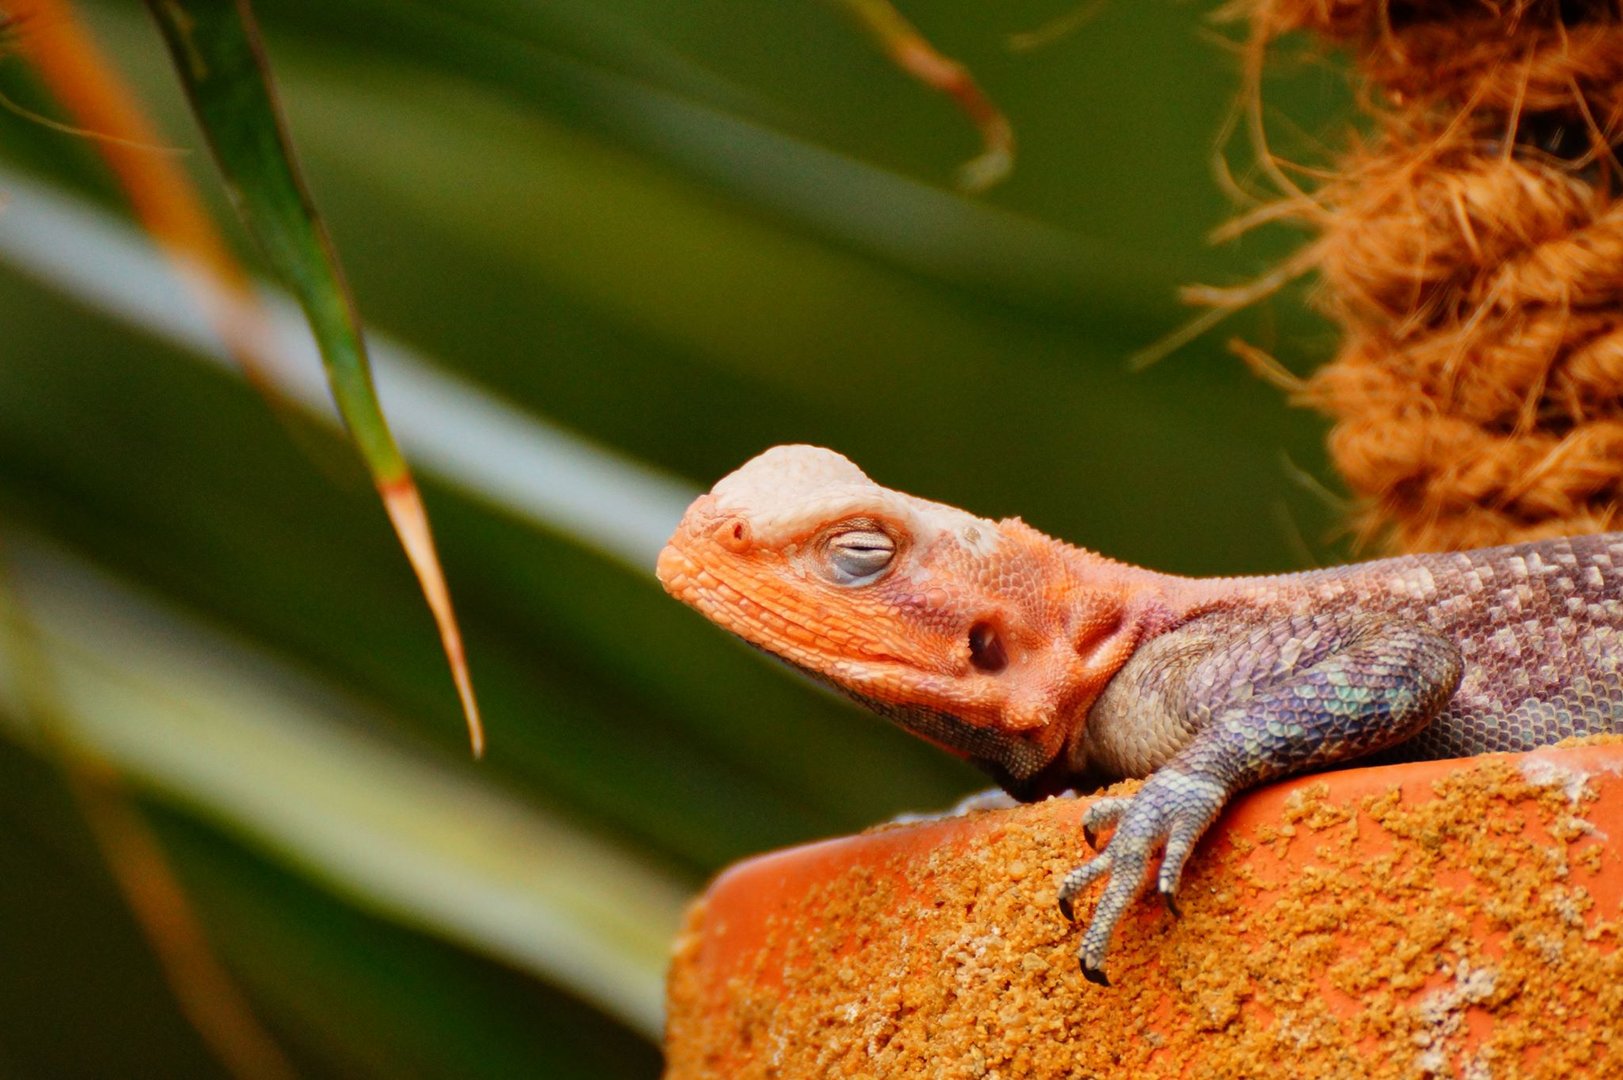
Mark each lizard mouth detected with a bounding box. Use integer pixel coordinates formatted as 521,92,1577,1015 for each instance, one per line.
654,541,696,598
657,540,945,681
657,543,842,654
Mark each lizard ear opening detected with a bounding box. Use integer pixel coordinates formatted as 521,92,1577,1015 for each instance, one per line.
968,622,1008,673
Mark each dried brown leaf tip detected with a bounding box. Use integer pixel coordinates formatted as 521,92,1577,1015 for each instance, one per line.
1233,0,1623,553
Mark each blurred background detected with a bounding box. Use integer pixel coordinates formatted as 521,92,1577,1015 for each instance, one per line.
0,1,1353,1076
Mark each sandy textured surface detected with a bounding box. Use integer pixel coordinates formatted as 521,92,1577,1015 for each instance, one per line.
666,739,1623,1079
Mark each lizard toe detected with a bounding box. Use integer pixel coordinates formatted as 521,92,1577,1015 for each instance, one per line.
1057,851,1113,908
1155,800,1216,902
1080,796,1131,849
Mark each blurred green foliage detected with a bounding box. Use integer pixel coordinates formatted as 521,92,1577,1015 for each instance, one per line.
0,1,1354,1075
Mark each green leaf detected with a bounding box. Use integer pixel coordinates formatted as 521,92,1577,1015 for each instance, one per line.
0,533,687,1039
143,0,484,754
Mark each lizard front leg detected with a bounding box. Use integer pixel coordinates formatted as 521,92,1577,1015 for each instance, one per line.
1058,612,1464,985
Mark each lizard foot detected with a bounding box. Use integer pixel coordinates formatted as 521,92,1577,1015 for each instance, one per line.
1056,768,1228,984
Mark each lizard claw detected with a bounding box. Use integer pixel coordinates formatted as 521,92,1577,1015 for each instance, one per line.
1159,887,1182,920
1080,796,1130,850
1079,958,1111,987
1057,893,1075,922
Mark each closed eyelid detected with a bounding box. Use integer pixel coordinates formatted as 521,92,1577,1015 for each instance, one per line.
822,524,901,584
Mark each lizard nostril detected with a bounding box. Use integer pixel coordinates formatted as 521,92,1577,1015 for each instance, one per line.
716,518,751,552
968,622,1008,673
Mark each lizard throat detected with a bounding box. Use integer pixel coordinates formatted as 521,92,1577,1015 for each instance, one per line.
769,651,1059,795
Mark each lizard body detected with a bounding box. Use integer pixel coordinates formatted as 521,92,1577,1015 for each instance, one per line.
656,445,1623,983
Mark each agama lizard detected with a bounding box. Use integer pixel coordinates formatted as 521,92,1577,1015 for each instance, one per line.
656,444,1623,984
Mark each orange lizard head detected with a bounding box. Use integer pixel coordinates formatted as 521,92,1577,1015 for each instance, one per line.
657,445,1146,797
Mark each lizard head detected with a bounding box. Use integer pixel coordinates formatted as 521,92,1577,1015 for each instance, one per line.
657,445,1141,796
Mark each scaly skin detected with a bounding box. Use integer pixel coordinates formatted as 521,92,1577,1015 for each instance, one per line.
656,445,1623,984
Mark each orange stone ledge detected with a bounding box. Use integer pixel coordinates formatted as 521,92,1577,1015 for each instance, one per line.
665,739,1623,1079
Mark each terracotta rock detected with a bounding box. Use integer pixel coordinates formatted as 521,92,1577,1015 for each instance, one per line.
666,739,1623,1079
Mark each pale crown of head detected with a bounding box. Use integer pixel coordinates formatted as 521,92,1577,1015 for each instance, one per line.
709,445,1000,556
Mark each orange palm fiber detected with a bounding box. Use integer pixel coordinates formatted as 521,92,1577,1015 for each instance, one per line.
1241,0,1623,553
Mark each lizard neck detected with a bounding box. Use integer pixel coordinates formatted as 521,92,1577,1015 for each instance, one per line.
1055,541,1210,640
1010,541,1209,795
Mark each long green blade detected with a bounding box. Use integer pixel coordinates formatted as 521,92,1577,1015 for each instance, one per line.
143,0,483,754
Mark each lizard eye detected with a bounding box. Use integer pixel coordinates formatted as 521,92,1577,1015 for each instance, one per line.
825,529,896,584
